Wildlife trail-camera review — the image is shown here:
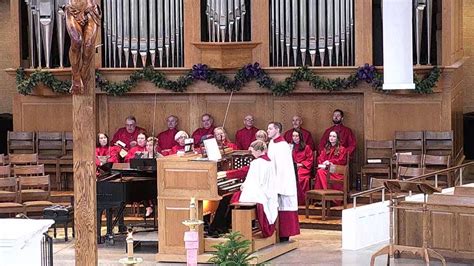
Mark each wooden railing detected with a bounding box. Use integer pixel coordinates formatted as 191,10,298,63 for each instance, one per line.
351,161,474,208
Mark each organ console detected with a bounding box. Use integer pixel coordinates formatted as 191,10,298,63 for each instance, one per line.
156,151,297,263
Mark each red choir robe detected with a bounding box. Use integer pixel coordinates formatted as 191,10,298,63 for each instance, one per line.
284,127,316,151
268,136,300,238
124,145,147,162
318,124,356,157
220,140,239,150
110,126,146,149
167,144,186,155
157,128,178,150
292,144,314,205
191,126,216,147
95,146,120,166
235,126,259,150
314,145,347,192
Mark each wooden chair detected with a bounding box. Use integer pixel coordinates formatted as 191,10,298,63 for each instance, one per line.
395,153,423,178
397,166,425,180
0,165,11,178
305,164,349,220
394,131,424,155
7,131,35,154
0,177,24,216
423,154,451,187
15,164,53,214
9,153,38,166
36,132,64,190
361,140,394,190
58,132,73,190
424,131,453,156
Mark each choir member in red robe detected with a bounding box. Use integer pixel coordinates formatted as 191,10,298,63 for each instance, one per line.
214,127,238,150
124,133,147,162
291,129,314,205
318,109,356,157
95,133,120,166
168,131,189,155
111,116,146,149
141,137,164,159
191,113,216,147
284,115,315,150
267,122,300,241
315,130,347,193
142,137,163,216
157,115,179,151
235,115,259,150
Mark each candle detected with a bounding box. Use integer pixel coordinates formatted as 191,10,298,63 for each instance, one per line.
190,197,197,221
127,231,133,259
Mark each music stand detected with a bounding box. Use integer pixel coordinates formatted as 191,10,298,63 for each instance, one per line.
370,180,446,266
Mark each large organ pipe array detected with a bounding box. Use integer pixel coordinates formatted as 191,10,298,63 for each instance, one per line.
203,0,249,42
103,0,184,68
24,0,68,69
270,0,355,67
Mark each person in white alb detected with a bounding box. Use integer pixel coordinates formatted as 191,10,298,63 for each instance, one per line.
266,122,300,241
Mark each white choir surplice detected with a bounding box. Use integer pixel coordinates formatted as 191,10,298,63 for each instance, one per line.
239,156,279,224
267,137,298,211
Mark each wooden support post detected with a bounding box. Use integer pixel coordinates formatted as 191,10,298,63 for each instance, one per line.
73,63,97,264
66,1,100,264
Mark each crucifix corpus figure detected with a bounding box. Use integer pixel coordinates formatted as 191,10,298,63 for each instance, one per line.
64,0,101,94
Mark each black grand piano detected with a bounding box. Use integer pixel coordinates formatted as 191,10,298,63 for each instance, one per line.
96,159,157,244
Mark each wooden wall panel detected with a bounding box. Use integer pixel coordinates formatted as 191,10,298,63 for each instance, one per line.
399,209,423,247
431,211,455,250
442,0,464,65
372,101,445,140
203,95,260,141
458,213,474,252
13,94,72,132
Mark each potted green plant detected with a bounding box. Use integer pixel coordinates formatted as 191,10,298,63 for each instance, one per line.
208,231,257,265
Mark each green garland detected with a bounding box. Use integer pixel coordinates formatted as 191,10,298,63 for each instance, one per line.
16,68,71,95
16,63,441,96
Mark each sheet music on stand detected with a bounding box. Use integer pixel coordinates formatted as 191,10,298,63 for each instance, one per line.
203,138,221,161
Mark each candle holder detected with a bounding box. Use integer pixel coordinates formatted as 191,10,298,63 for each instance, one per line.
182,197,204,266
119,228,143,265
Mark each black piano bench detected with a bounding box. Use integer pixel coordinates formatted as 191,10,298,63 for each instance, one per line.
43,205,75,242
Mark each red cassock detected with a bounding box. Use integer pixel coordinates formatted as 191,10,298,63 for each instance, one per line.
167,144,186,155
124,145,147,162
284,127,315,151
234,126,259,150
318,124,356,157
110,126,146,149
157,128,178,150
191,126,216,147
314,146,347,191
221,140,239,150
95,146,120,166
292,144,314,205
